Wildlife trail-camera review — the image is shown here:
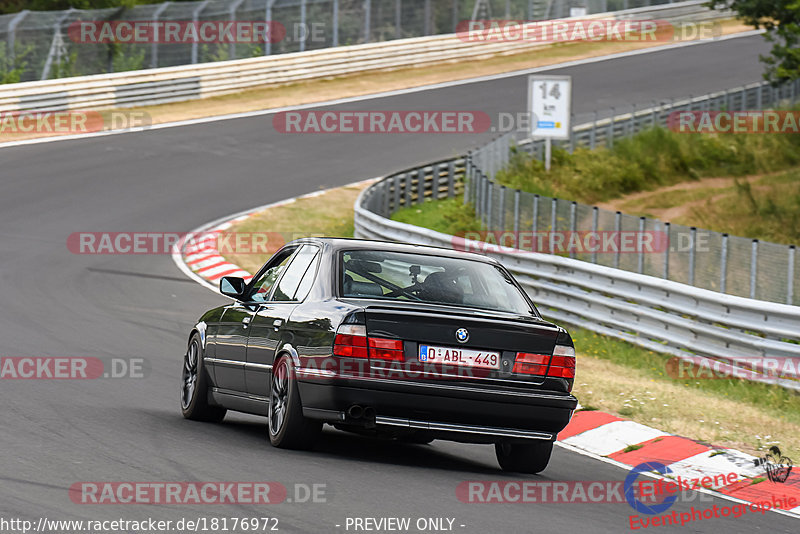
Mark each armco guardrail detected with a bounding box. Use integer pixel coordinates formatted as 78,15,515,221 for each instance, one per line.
0,0,729,112
353,159,800,391
0,0,723,83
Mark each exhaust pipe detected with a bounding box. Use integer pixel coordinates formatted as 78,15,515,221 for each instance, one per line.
347,405,364,419
363,407,375,421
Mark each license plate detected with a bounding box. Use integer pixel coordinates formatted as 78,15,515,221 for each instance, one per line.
418,345,500,370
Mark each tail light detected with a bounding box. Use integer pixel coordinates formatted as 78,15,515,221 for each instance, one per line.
513,345,575,378
333,325,368,358
333,324,404,361
513,353,549,375
368,337,404,361
549,345,576,378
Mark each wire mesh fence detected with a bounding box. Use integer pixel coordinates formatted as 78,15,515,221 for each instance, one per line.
0,0,683,83
466,78,800,306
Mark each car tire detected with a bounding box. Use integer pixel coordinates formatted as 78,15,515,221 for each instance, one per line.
181,333,226,422
495,439,553,474
268,354,321,449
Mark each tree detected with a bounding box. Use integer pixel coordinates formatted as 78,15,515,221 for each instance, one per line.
707,0,800,83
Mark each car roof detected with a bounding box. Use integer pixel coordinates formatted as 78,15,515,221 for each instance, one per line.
290,237,501,265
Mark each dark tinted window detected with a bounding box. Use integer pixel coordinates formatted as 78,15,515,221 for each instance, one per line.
340,249,533,314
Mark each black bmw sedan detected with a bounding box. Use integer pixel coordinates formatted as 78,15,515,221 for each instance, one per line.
181,238,577,473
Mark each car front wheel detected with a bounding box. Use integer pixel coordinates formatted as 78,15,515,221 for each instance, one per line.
268,355,321,449
495,439,553,474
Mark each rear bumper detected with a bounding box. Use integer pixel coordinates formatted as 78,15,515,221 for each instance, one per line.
296,368,577,440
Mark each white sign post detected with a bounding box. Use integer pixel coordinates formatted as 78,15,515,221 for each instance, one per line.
528,75,572,171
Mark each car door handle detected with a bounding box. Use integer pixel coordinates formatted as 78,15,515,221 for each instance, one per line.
242,316,251,329
273,319,282,331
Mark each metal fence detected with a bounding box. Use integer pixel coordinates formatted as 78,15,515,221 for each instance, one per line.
0,0,685,83
466,78,800,306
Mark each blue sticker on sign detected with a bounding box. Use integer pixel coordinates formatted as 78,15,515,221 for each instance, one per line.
537,121,555,128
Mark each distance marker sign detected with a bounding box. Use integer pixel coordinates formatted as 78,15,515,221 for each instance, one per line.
528,75,571,139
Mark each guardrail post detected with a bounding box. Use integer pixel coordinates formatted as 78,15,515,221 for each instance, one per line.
364,0,372,43
405,171,413,208
720,233,728,294
480,175,487,226
569,202,577,259
750,239,758,299
532,195,539,248
298,0,307,52
395,0,402,39
498,186,506,230
487,182,493,229
333,0,340,46
651,100,656,128
637,216,645,274
513,190,520,237
788,245,796,305
590,110,597,149
569,113,575,153
688,227,696,286
150,3,170,68
191,1,210,64
607,107,615,149
265,0,277,55
550,198,558,254
663,222,670,279
756,82,762,109
392,174,400,212
424,0,432,35
448,160,456,199
382,179,390,217
6,10,28,70
591,207,598,264
463,153,471,204
614,211,621,269
227,0,246,59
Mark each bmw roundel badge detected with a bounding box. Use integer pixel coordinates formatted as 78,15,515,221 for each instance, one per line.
455,328,469,343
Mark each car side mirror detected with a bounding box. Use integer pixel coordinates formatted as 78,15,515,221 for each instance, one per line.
220,276,246,299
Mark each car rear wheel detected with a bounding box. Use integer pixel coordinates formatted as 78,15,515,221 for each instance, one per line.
268,355,321,449
181,333,226,422
495,439,553,474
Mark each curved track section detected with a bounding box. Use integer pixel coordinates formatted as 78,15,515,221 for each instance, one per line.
1,34,797,532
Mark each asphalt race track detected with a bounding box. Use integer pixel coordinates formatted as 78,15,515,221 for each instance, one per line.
1,33,797,532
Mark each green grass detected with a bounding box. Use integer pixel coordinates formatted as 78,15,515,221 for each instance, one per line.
569,327,800,423
391,196,482,236
496,123,800,205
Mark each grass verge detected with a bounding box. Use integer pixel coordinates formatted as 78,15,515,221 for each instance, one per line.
221,181,369,274
221,184,800,460
601,168,800,245
495,123,800,206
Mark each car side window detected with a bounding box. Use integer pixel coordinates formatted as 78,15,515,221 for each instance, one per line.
291,249,321,301
272,246,320,302
249,250,296,303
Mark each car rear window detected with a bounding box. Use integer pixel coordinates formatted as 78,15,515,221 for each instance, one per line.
340,249,534,315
